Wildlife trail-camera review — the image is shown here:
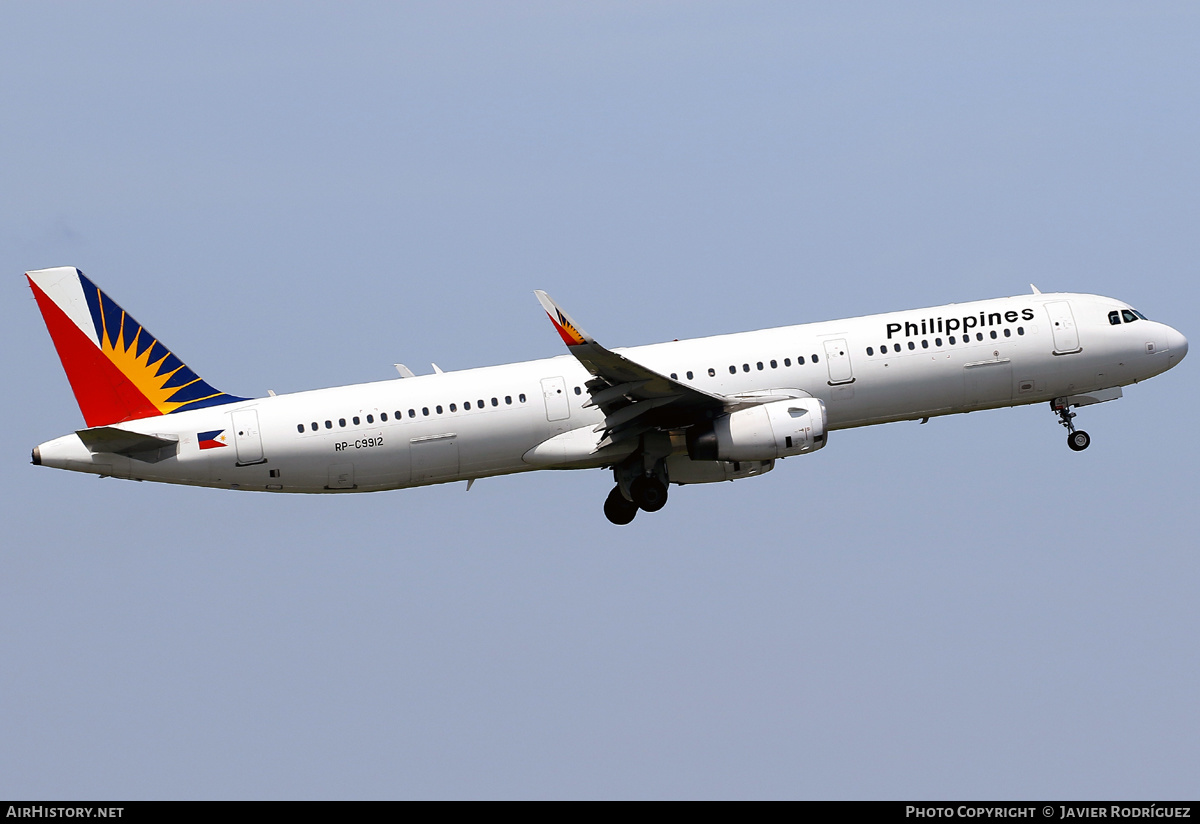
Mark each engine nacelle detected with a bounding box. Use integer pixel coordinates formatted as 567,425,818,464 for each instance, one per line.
664,455,775,485
687,398,828,462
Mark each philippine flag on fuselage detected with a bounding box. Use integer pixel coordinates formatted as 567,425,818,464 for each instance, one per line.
198,429,229,450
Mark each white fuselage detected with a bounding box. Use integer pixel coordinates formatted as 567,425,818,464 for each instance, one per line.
34,292,1187,493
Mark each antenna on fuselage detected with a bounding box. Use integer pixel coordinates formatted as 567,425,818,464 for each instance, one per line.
1030,284,1042,295
394,363,415,378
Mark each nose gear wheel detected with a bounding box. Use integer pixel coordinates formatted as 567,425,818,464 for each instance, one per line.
1052,399,1091,452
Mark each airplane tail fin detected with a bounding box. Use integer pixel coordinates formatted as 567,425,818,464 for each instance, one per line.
26,267,248,427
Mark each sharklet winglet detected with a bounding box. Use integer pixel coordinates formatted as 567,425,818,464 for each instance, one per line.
534,290,593,347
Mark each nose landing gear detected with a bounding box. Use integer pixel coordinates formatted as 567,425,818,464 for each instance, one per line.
1052,399,1091,451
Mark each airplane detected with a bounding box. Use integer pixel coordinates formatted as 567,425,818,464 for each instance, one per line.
27,266,1187,525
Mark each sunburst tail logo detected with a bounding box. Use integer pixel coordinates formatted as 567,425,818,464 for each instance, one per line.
27,267,248,428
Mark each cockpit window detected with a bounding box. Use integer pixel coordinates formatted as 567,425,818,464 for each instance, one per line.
1109,310,1121,326
1133,309,1148,320
1122,310,1139,323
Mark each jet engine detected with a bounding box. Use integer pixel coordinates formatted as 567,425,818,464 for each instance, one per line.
686,398,828,462
664,455,775,485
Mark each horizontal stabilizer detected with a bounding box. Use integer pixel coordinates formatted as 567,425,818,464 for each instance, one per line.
76,426,179,463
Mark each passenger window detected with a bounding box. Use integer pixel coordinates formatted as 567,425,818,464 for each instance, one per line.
770,360,777,368
449,403,457,412
339,418,346,427
435,405,442,414
367,414,374,423
948,336,956,345
1018,327,1025,335
408,409,415,418
519,394,526,402
670,373,677,380
784,358,791,366
296,424,304,433
422,408,429,416
756,362,763,370
908,341,915,350
686,371,694,379
935,338,942,346
866,347,874,356
353,416,360,425
1004,329,1011,338
465,401,471,409
1122,310,1138,323
708,368,716,376
743,364,750,372
505,396,512,404
976,333,983,341
380,413,387,422
492,398,498,406
922,340,929,349
311,422,318,431
812,354,819,363
729,366,736,374
575,386,582,395
477,399,484,408
1109,310,1121,325
797,356,805,365
325,420,332,429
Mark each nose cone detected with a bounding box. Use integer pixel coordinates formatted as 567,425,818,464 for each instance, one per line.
1168,326,1188,365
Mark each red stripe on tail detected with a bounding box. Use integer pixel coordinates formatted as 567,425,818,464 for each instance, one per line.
28,275,159,427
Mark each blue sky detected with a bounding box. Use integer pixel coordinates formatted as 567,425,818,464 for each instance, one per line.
2,3,1197,799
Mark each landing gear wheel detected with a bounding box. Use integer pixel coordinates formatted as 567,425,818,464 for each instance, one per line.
630,476,668,512
1067,430,1091,452
603,485,638,525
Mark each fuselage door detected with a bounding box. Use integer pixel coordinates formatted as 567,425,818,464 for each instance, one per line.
410,434,459,484
230,408,265,465
541,376,571,421
1045,301,1082,354
823,339,855,385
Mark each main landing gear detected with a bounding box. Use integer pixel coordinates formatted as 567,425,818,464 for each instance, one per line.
603,446,672,525
603,477,669,525
1052,399,1091,452
603,485,638,525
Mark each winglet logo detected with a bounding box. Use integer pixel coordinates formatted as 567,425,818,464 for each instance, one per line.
198,430,229,450
549,309,586,346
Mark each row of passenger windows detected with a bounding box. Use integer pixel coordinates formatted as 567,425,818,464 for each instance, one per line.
865,327,1025,356
296,393,528,433
665,355,822,381
292,321,1051,434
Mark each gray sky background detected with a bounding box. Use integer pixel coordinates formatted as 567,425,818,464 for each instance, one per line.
2,3,1196,799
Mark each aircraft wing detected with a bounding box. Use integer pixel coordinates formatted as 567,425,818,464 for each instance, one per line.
535,291,745,448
